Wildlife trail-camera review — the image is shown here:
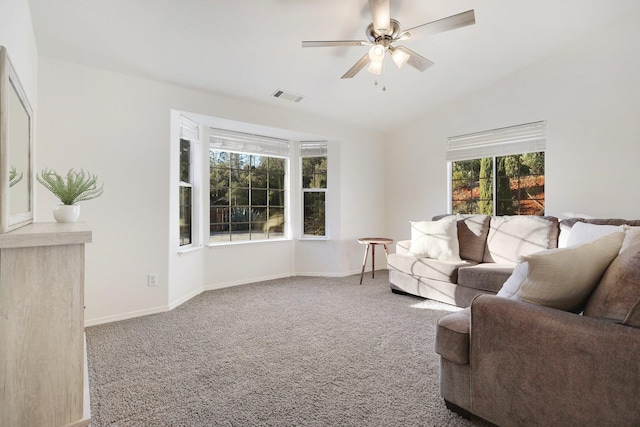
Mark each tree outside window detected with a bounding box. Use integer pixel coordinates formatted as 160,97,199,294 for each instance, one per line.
452,152,545,215
302,156,327,236
179,138,193,246
209,150,286,243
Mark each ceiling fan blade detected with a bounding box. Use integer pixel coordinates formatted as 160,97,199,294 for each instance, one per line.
341,53,371,79
302,40,371,48
394,46,434,72
369,0,391,34
400,9,475,41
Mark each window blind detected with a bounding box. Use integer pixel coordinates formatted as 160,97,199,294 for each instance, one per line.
209,128,290,157
446,121,546,162
180,115,199,142
300,142,328,157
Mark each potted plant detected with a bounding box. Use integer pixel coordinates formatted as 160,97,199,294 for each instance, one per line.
37,168,104,223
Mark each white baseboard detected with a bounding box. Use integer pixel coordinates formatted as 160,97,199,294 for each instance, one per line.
85,269,377,327
84,305,169,327
168,288,202,310
203,272,292,291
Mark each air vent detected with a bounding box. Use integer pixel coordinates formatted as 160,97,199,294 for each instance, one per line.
272,89,304,103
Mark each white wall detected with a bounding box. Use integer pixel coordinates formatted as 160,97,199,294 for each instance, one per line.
0,0,38,109
36,56,386,326
385,13,640,242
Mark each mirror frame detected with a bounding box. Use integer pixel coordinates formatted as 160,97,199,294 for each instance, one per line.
0,46,34,233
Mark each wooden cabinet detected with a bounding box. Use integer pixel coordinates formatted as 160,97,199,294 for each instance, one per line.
0,223,91,427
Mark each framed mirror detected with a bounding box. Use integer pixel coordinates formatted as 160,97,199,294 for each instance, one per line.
0,46,33,233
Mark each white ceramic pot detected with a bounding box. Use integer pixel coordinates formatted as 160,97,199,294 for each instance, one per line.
53,204,80,223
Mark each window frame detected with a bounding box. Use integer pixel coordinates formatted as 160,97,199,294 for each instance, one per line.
178,158,194,248
178,114,200,250
300,143,328,240
449,152,545,215
208,128,291,247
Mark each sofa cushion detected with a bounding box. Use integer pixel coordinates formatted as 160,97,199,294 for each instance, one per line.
455,214,490,263
483,216,559,264
395,239,411,256
622,227,640,253
566,221,625,247
559,218,640,248
457,264,515,293
497,231,625,312
625,299,640,328
408,217,461,261
435,308,470,365
387,253,473,283
583,233,640,326
434,214,490,263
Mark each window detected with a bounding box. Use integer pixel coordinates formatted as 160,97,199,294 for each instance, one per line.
301,143,327,237
209,129,288,243
179,115,199,247
448,122,545,216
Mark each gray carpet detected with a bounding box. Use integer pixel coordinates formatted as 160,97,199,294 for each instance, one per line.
86,271,489,426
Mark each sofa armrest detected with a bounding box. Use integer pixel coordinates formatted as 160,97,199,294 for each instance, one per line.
395,240,411,256
470,295,640,427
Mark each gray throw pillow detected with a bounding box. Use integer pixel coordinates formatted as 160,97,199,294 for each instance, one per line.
583,236,640,326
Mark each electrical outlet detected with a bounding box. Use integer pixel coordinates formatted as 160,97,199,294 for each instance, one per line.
147,273,157,287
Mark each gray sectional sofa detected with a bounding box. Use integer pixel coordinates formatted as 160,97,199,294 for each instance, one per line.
388,214,560,306
434,218,640,426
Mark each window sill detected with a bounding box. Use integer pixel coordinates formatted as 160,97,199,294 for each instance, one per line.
178,245,204,255
298,236,329,241
208,238,291,248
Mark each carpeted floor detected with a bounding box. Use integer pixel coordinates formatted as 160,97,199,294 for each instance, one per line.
86,271,490,426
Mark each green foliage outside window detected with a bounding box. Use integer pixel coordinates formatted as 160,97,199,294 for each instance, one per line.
209,150,286,242
302,157,327,236
452,152,545,216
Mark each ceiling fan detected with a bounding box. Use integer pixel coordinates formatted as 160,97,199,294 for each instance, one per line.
302,0,475,79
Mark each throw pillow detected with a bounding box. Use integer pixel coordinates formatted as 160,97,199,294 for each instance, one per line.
621,226,640,253
408,217,461,262
482,216,558,264
583,236,640,326
454,214,490,263
497,231,625,312
566,221,624,247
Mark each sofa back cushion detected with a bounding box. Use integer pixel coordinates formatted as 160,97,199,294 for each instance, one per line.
483,216,559,264
583,231,640,327
408,217,461,261
497,232,625,312
433,214,490,263
559,218,640,247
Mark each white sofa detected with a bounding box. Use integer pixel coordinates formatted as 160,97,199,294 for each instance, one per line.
387,214,559,307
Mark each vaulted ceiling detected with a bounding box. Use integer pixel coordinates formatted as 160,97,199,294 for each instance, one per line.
28,0,640,132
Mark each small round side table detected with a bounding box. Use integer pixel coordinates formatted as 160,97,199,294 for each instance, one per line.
358,237,394,284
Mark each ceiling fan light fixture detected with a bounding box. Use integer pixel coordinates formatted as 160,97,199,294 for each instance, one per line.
367,60,383,75
368,44,385,62
390,47,410,69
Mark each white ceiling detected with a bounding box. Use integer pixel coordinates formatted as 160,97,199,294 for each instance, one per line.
28,0,640,133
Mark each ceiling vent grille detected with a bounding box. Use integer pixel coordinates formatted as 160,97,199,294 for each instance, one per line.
272,89,304,103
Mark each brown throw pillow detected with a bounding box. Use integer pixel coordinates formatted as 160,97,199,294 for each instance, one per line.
583,238,640,326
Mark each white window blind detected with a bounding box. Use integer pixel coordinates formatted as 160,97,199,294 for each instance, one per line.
209,128,290,157
180,115,199,142
447,121,546,162
300,141,328,157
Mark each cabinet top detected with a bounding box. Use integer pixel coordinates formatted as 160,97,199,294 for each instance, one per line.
0,222,92,248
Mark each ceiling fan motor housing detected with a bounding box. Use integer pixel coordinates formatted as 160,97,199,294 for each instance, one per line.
366,19,401,43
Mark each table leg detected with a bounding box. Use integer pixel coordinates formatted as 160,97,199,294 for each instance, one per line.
360,243,370,285
372,243,376,279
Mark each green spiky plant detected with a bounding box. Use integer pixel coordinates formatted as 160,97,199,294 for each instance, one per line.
9,165,23,187
37,168,104,205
